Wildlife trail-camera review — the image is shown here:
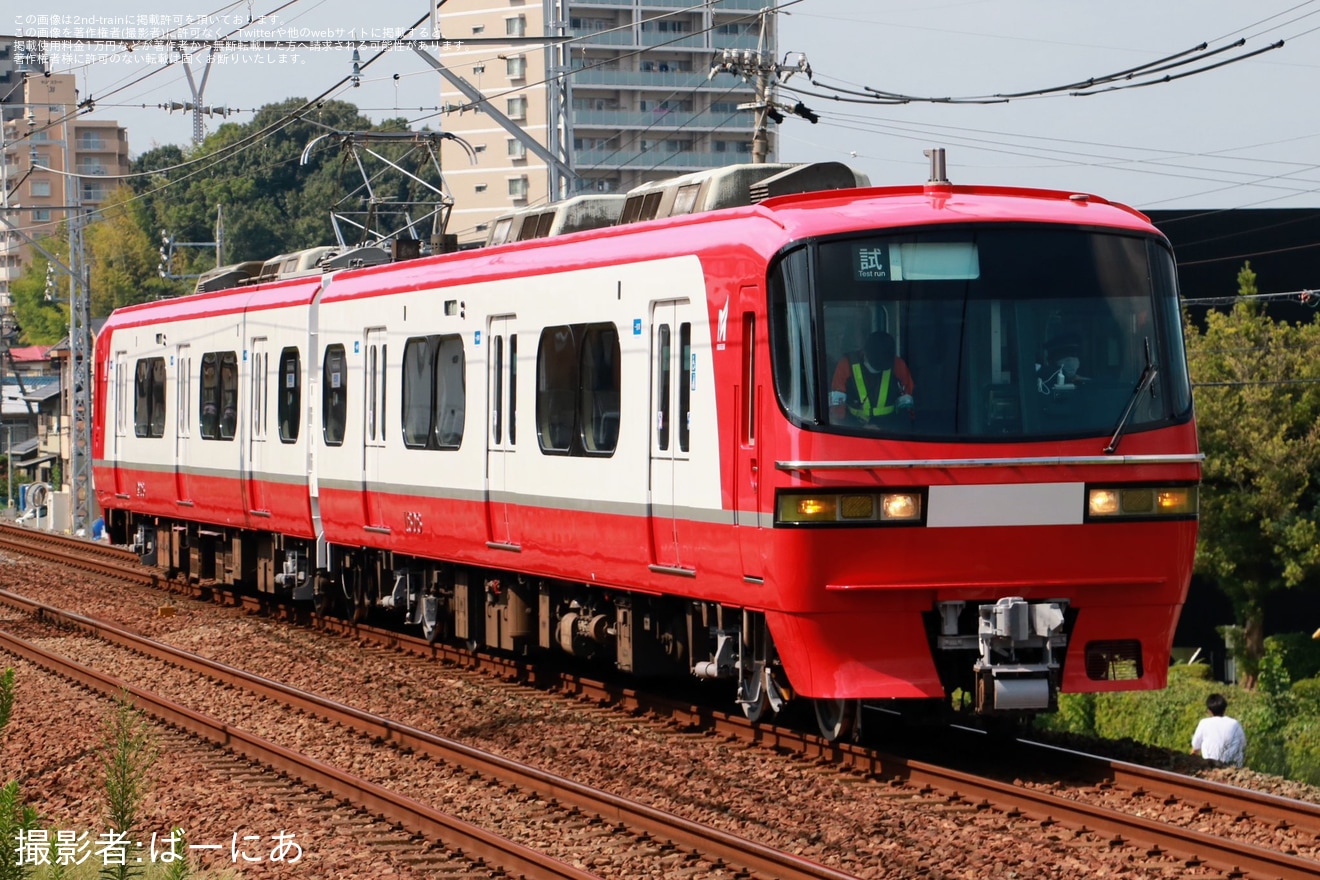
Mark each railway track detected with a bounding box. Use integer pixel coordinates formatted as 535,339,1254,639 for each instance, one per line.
3,524,1320,878
0,588,857,879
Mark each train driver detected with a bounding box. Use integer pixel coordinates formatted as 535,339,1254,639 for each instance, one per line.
829,330,915,426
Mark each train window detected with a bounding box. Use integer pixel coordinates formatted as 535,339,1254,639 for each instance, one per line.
401,335,466,450
177,354,190,438
491,334,503,444
435,335,465,448
537,325,577,453
579,324,621,454
508,334,517,445
133,361,147,436
133,356,166,438
198,353,219,440
323,344,347,446
250,345,268,442
402,336,434,448
770,229,1192,441
679,323,691,452
218,352,238,440
657,324,671,451
367,344,378,442
536,323,619,456
277,347,300,443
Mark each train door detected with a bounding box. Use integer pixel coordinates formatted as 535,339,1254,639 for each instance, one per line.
485,316,518,549
112,350,129,498
361,327,387,529
648,301,693,572
246,337,269,515
735,289,766,582
174,345,192,504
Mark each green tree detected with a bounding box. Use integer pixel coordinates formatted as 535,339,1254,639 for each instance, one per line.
85,185,181,313
8,237,71,345
22,97,442,324
1185,261,1320,688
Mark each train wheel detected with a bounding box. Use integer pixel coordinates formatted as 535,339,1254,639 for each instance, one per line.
421,596,440,644
738,662,771,723
313,579,333,617
350,570,367,624
741,690,771,723
814,698,859,743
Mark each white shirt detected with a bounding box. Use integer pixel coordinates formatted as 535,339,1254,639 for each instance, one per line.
1191,715,1247,767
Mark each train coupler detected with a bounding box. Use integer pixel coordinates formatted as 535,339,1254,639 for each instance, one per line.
975,596,1065,712
937,596,1068,713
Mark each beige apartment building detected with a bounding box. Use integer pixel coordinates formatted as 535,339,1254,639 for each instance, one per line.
0,59,131,310
435,0,772,246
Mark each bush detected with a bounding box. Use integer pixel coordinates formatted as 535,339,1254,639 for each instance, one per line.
1265,632,1320,683
1041,661,1320,780
1282,711,1320,786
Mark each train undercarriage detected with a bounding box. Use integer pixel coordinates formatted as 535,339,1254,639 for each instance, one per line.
115,512,1069,742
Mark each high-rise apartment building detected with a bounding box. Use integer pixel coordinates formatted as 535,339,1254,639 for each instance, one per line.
434,0,772,246
0,55,131,309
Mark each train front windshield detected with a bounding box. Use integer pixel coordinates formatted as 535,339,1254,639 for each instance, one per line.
769,226,1192,440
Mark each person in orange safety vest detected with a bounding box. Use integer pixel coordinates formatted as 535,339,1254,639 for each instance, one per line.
829,330,914,426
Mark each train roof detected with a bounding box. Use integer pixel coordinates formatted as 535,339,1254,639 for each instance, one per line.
101,158,1164,329
100,273,325,332
316,177,1162,303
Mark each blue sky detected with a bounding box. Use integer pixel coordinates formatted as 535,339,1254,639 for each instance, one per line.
14,0,1320,210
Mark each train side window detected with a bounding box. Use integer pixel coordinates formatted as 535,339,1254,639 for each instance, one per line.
367,343,378,442
579,324,620,455
435,334,466,449
679,323,691,452
250,347,267,442
134,360,149,436
323,344,347,446
177,355,190,438
402,336,435,448
508,334,517,445
218,352,238,440
133,356,166,438
199,352,219,439
402,334,466,450
277,347,300,443
150,358,167,437
537,325,577,453
536,322,618,456
657,324,671,451
491,334,504,444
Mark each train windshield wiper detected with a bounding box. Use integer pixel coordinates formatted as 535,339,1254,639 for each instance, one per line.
1104,337,1159,455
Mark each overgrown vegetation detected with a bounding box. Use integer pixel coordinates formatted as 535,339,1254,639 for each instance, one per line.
99,693,157,880
0,668,38,880
0,672,218,879
1040,633,1320,783
1183,261,1320,687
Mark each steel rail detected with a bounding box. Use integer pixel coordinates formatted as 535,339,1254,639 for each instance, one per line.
0,588,859,880
5,526,1317,878
0,625,601,880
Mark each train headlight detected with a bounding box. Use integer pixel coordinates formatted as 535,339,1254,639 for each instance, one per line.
1087,485,1197,520
780,495,838,523
775,490,925,526
880,492,921,521
1087,489,1120,516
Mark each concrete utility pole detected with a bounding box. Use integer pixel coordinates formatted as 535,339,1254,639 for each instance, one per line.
708,8,816,164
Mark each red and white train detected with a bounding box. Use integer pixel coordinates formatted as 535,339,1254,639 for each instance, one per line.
94,156,1201,740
